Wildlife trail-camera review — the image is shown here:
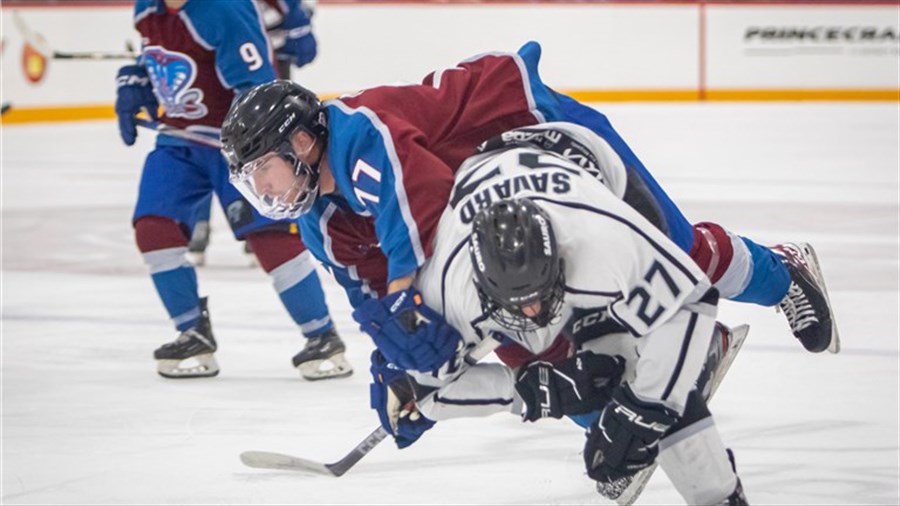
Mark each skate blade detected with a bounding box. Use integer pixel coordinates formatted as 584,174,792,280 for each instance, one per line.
708,324,750,398
296,353,353,381
157,353,219,379
187,251,206,267
798,243,841,354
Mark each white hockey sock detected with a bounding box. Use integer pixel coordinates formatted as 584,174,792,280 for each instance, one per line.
657,416,737,505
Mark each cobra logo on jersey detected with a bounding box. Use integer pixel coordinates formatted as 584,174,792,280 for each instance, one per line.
143,46,209,120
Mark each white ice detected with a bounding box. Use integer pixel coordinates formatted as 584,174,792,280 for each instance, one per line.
2,103,899,505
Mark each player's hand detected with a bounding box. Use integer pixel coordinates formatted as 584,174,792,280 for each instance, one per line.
114,64,158,146
369,350,435,449
584,384,677,483
353,288,462,373
273,2,317,68
278,31,316,68
515,352,624,422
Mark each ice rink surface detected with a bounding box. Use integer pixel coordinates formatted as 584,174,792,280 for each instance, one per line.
2,103,899,505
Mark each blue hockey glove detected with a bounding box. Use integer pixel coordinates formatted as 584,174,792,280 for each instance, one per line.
584,384,678,483
115,64,158,146
274,2,317,68
369,350,435,449
353,288,462,372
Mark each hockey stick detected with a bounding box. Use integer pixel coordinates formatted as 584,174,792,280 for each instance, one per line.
13,10,137,61
52,49,136,60
240,335,504,477
241,426,389,477
136,119,223,149
598,324,750,506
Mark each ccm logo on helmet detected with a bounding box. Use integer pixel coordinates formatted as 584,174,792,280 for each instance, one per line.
278,112,297,134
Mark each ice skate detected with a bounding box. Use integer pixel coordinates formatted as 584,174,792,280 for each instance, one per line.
772,242,840,353
292,329,353,381
717,449,749,506
187,220,211,267
154,297,219,378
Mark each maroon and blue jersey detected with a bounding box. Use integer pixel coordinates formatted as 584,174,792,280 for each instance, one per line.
134,0,276,137
298,41,695,310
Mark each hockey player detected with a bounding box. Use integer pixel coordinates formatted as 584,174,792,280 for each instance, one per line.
115,0,350,380
187,0,318,267
379,123,749,503
220,41,838,376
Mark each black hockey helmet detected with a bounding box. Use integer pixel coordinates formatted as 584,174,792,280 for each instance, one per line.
220,80,327,218
469,198,565,331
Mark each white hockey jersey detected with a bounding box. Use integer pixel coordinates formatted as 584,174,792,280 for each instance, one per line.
412,122,715,422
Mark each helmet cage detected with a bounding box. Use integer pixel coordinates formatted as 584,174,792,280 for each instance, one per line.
220,80,326,219
474,258,565,332
228,133,321,219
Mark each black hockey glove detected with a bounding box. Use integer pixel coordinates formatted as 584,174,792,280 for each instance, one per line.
514,352,624,422
583,384,678,483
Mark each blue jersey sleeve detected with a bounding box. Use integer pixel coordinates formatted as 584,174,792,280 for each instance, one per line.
325,102,435,283
183,0,276,92
134,0,158,21
297,207,378,310
329,265,377,310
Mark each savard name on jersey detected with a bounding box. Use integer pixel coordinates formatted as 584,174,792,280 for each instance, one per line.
451,149,582,224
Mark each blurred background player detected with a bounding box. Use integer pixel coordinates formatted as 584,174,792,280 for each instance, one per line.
187,0,318,268
115,0,350,380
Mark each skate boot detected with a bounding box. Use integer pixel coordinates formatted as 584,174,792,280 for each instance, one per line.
154,297,219,378
717,449,749,506
772,242,840,353
244,241,258,268
187,220,211,267
292,328,353,381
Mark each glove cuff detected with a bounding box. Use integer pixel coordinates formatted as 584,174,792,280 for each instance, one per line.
610,384,678,440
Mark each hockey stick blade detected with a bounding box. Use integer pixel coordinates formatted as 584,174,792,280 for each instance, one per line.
240,339,503,477
240,451,336,476
12,10,52,58
241,426,389,477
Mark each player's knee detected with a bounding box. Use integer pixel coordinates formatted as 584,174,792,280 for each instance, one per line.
668,389,712,436
689,222,735,284
134,216,188,253
246,230,307,273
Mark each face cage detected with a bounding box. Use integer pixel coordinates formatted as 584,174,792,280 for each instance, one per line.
476,267,566,332
228,141,320,220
